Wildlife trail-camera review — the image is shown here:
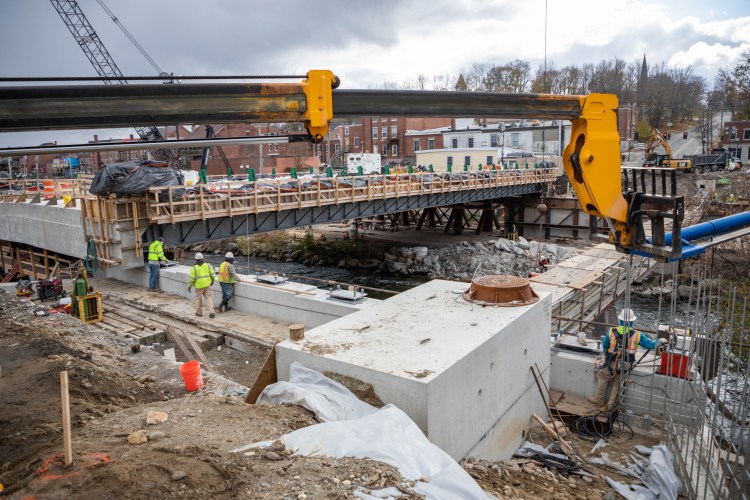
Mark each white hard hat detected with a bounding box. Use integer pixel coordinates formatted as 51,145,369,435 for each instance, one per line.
195,252,204,260
225,252,234,259
618,308,637,322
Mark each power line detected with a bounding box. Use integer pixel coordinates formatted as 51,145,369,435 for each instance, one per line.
95,0,163,75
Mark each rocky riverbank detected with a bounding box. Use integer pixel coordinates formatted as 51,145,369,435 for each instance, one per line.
383,237,577,279
186,232,579,281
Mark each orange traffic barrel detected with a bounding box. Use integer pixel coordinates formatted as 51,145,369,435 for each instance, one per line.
43,180,55,199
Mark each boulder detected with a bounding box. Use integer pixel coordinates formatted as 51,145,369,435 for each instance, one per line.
494,240,512,253
413,246,429,258
517,236,530,250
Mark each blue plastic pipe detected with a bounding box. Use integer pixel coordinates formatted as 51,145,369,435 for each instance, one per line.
664,211,750,246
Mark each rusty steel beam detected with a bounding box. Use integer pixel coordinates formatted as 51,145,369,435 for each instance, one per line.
0,83,310,131
0,83,583,132
333,90,582,119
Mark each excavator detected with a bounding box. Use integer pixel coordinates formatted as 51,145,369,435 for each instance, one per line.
1,70,749,262
643,128,692,172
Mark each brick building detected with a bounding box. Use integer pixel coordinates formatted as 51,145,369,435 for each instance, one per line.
722,121,750,162
361,117,454,166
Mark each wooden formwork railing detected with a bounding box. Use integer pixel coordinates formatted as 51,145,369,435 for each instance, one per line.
145,169,557,225
551,254,654,335
0,177,93,204
0,240,80,280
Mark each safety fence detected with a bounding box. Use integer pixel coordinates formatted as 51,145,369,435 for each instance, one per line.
621,262,750,498
0,177,92,203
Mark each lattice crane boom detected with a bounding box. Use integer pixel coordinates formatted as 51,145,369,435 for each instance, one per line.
49,0,174,162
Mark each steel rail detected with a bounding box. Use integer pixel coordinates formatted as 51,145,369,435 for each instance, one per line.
0,84,583,131
0,134,306,157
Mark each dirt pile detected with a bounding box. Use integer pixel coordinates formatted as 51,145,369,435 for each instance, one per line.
0,289,417,499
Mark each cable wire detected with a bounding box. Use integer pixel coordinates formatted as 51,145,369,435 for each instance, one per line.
96,0,163,75
84,238,99,275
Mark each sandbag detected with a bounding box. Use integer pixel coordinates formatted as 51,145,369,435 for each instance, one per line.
89,160,184,196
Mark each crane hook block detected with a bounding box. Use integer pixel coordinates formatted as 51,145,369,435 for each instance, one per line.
303,70,337,143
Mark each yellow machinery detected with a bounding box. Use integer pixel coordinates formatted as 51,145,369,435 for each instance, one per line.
0,70,684,260
643,128,692,171
71,264,102,324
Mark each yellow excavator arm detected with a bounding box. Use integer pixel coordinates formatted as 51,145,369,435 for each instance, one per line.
644,128,672,159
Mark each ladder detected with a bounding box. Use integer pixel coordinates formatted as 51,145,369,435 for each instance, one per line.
2,263,20,282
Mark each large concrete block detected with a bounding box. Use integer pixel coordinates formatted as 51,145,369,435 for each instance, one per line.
276,279,552,460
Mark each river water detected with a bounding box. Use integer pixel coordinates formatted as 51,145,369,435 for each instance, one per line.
203,254,428,300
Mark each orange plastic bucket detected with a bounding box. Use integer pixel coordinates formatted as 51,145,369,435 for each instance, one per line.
179,360,203,391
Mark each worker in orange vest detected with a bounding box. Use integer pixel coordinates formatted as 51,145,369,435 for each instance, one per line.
587,308,663,410
217,252,245,312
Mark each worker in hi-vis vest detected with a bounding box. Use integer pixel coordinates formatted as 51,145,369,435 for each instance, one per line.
187,252,216,318
217,252,245,312
147,236,167,292
587,308,663,410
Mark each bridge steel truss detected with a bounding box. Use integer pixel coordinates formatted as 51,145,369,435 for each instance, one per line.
143,183,545,246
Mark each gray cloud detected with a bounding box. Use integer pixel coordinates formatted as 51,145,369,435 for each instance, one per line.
0,0,747,147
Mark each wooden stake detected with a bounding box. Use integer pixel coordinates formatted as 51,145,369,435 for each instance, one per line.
532,413,575,458
60,371,73,466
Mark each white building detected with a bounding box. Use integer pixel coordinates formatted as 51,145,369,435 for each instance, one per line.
442,121,572,158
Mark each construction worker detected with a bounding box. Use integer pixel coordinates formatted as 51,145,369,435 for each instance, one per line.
217,251,243,312
728,193,737,203
187,252,216,318
147,236,167,292
587,308,664,410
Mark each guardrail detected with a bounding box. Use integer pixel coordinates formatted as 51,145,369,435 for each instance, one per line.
0,177,92,203
146,169,557,224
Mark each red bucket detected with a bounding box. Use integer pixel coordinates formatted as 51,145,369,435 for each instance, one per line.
179,360,203,391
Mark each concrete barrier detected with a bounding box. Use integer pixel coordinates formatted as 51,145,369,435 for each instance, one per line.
104,264,378,328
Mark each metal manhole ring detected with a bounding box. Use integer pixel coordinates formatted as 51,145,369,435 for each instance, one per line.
463,274,539,307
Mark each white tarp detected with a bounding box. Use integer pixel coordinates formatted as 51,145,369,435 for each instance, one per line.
255,362,376,422
235,362,488,499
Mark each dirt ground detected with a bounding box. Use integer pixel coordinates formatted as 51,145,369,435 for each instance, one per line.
1,287,669,499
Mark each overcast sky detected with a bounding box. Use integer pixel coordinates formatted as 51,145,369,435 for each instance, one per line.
1,0,748,147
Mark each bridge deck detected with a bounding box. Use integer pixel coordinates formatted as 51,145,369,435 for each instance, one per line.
145,170,557,224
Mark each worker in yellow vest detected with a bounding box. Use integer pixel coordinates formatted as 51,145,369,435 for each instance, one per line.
147,236,167,292
187,252,216,318
587,308,663,410
217,252,244,312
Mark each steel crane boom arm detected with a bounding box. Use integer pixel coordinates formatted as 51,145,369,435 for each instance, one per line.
0,70,683,259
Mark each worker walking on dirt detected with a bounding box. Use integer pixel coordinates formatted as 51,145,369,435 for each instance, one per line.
187,252,216,318
587,308,663,410
217,252,243,312
147,236,167,292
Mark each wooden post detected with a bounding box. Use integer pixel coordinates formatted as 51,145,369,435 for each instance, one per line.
60,371,73,466
289,323,305,341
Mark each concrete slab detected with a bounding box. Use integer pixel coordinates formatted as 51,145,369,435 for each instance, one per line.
276,279,552,461
90,277,291,347
103,264,379,329
0,202,86,258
